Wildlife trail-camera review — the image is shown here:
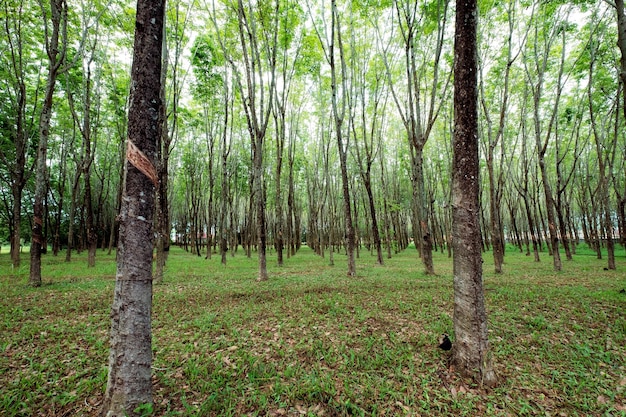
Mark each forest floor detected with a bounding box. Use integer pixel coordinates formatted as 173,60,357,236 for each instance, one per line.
1,243,625,416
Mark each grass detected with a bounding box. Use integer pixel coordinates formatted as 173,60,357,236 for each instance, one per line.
0,243,625,416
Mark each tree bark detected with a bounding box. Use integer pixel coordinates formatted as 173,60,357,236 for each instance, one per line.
452,0,497,388
101,0,165,413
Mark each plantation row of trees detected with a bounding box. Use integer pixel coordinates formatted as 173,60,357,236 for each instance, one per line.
1,0,625,281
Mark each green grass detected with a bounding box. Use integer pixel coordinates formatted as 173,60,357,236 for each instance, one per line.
1,243,625,416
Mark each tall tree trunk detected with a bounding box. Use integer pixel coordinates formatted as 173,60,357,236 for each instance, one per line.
155,29,170,284
68,60,98,267
613,0,626,255
329,0,356,276
528,8,565,272
382,0,449,275
452,0,497,387
287,129,299,256
2,0,30,269
274,126,285,267
101,0,165,413
219,71,232,266
223,0,277,281
30,0,68,287
65,167,81,261
51,143,67,256
588,47,616,270
254,138,269,281
616,0,626,120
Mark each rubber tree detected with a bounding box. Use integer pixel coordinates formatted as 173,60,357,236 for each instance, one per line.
30,0,71,287
523,1,570,272
452,0,497,388
0,0,40,269
478,0,528,273
100,0,165,413
216,0,278,280
608,0,626,246
380,0,451,275
306,0,357,276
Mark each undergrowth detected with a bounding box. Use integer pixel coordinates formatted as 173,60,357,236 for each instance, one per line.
0,243,625,416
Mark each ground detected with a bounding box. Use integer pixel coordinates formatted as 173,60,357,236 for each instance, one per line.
1,244,625,416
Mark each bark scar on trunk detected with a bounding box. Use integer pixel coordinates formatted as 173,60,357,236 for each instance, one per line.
127,140,158,186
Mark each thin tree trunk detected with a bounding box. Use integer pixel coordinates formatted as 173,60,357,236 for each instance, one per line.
31,0,68,287
220,72,232,266
329,0,356,276
588,47,616,270
615,0,626,120
2,0,30,269
68,60,98,268
155,27,170,284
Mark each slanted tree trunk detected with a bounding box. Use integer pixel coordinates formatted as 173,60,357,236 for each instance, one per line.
351,49,385,266
452,0,497,388
30,0,69,287
100,0,165,413
526,5,566,272
68,57,98,268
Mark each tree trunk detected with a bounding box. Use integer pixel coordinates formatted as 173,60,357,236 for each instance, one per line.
30,0,68,287
155,29,170,285
2,1,29,269
226,0,277,281
329,0,356,277
588,49,616,270
11,185,24,268
254,139,269,281
219,72,232,266
68,60,98,268
616,0,626,121
452,0,497,388
101,0,165,413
